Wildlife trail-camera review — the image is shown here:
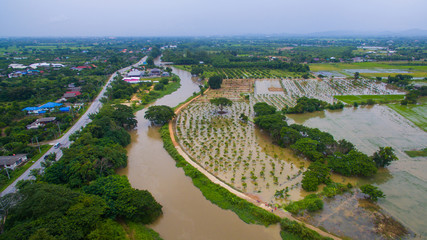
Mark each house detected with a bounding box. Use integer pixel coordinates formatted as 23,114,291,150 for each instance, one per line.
26,117,56,129
149,68,161,76
0,154,27,170
60,107,70,112
63,91,82,99
22,102,63,114
123,77,141,83
8,71,25,78
161,72,170,77
8,64,27,69
71,66,92,71
127,69,144,78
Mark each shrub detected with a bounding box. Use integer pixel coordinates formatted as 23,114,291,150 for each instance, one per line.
360,184,385,202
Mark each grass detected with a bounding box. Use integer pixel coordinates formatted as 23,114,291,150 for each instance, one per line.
309,61,427,72
131,79,182,112
122,221,163,240
387,97,427,131
360,72,427,78
0,144,52,192
280,218,333,240
405,148,427,158
160,125,281,226
334,94,405,104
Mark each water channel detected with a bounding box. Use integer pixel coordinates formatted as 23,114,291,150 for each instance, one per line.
117,60,281,240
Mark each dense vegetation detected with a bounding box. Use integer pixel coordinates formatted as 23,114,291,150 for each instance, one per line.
254,102,396,192
285,97,344,114
144,105,175,125
280,218,333,240
0,103,163,239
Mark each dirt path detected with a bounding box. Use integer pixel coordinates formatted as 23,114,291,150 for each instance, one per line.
317,194,358,225
168,93,340,240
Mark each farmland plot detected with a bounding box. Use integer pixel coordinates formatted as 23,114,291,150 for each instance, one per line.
175,101,310,203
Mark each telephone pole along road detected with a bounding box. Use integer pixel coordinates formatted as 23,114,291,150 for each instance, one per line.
0,56,147,197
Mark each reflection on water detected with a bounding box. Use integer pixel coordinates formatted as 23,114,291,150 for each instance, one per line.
118,62,281,240
287,105,427,237
305,192,410,240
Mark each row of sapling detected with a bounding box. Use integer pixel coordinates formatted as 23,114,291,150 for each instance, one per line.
175,99,303,199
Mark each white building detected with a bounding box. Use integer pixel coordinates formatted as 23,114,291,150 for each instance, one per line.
0,154,27,170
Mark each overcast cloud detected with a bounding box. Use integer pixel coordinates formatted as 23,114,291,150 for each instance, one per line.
0,0,426,37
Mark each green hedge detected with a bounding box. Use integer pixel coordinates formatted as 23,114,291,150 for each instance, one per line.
280,218,333,240
160,125,280,226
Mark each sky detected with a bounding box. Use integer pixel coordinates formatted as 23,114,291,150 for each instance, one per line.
0,0,426,37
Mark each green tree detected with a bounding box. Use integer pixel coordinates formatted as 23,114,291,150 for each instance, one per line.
144,105,175,125
84,175,162,224
328,150,377,177
208,75,223,89
2,183,107,240
360,184,385,202
210,97,232,114
87,219,126,240
372,147,398,168
253,102,276,116
354,71,360,80
160,78,169,85
154,83,164,91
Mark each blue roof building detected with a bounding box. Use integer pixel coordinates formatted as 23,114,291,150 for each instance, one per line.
22,107,41,111
39,102,62,108
59,107,70,112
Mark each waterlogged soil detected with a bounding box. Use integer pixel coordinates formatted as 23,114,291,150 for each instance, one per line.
287,105,427,238
118,63,281,240
301,192,410,240
175,100,312,205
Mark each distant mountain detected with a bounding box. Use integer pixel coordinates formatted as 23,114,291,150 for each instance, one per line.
303,29,427,37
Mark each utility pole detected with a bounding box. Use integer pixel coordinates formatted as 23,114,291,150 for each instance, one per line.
35,136,41,153
5,168,10,179
57,122,61,136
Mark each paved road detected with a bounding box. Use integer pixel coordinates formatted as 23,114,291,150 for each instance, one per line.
0,56,147,197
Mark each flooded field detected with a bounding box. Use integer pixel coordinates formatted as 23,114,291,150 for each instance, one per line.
287,105,427,238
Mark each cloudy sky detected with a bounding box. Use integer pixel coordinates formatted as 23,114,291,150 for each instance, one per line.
0,0,426,37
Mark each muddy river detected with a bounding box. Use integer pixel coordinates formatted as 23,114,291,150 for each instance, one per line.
117,60,281,240
288,105,427,238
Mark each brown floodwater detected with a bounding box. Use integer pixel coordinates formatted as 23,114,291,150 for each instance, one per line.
117,60,281,240
287,105,427,238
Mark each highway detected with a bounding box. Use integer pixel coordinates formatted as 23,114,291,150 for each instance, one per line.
0,56,147,197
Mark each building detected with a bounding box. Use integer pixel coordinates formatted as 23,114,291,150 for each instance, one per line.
26,117,56,129
0,154,27,170
22,102,63,114
161,72,170,77
8,64,27,69
127,69,144,78
150,68,161,76
123,77,141,83
63,91,82,99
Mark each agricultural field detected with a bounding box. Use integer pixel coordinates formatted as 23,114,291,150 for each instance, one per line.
334,94,405,104
309,62,427,79
175,100,310,204
253,78,404,107
190,65,305,79
198,79,254,101
387,97,427,131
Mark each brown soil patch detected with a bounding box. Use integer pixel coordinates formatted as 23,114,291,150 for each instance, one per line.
197,79,254,102
268,87,284,92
